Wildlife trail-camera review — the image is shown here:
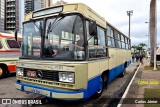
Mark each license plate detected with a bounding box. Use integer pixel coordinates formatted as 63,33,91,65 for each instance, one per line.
31,88,41,94
27,70,37,78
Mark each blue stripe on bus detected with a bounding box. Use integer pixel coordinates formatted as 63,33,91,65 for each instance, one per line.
84,75,101,98
16,60,131,99
84,60,131,98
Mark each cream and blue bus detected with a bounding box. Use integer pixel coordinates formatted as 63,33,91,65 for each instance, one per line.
15,3,131,100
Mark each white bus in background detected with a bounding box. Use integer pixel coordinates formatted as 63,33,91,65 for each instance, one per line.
0,33,22,79
157,45,160,65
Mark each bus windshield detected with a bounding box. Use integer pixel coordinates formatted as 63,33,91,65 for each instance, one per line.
22,15,85,60
22,20,42,58
44,15,85,60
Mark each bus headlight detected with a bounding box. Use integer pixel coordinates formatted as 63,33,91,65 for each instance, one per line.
16,68,24,76
59,72,74,83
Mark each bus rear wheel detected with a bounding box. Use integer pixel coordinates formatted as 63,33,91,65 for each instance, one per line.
0,67,5,79
94,77,104,98
119,67,126,77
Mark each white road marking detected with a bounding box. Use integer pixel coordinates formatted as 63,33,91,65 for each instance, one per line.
117,63,141,107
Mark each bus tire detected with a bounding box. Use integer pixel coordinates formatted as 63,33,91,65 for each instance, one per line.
94,76,104,98
119,67,126,77
0,66,5,79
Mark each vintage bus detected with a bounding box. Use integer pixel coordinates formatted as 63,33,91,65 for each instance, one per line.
15,3,131,100
0,33,21,79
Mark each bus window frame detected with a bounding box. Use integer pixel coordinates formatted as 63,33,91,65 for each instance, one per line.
86,20,108,60
19,17,45,60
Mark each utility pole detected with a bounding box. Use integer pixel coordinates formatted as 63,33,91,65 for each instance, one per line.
150,0,157,70
127,10,133,38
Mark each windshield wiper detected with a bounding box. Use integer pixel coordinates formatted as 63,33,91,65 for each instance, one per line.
46,14,64,38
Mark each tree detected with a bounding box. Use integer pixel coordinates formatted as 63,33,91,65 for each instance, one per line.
138,43,147,49
131,45,138,54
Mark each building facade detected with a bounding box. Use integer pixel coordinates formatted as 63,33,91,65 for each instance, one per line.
0,0,5,32
5,0,19,31
18,0,24,34
25,0,52,15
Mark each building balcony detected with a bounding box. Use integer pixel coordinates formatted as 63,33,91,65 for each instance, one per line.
6,5,15,7
6,21,15,23
6,26,15,29
6,0,16,2
6,15,16,18
6,10,16,12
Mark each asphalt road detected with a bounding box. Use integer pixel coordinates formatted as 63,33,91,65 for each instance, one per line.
0,63,139,107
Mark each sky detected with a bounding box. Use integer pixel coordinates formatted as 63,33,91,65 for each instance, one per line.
53,0,160,47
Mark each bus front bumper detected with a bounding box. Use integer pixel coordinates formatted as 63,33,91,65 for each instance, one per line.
15,81,84,100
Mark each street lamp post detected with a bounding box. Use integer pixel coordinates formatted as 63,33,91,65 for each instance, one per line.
145,22,150,51
127,10,133,38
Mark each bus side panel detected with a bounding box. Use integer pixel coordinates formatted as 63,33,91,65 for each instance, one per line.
115,64,124,76
116,49,122,76
84,75,101,98
87,61,100,98
108,48,117,82
126,50,131,66
108,67,116,82
115,49,126,76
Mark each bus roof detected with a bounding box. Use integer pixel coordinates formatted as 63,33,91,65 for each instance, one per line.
25,3,106,28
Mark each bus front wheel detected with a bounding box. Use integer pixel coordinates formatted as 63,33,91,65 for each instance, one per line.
0,66,5,79
94,77,104,98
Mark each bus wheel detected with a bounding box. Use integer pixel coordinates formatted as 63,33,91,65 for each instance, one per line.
94,77,104,98
0,67,5,79
119,68,126,77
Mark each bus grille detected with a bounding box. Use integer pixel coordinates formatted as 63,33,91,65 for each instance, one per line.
23,68,59,81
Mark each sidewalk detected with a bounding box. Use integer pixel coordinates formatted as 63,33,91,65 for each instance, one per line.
121,60,160,107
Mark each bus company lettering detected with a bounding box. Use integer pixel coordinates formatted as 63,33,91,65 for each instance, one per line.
17,63,74,71
135,99,158,104
138,80,159,85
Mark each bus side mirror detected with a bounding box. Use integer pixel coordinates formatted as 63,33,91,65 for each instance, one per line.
89,21,97,36
89,21,98,45
15,30,18,41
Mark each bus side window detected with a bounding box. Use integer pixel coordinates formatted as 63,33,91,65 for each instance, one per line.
87,21,106,59
7,39,20,49
86,21,96,59
97,26,106,58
